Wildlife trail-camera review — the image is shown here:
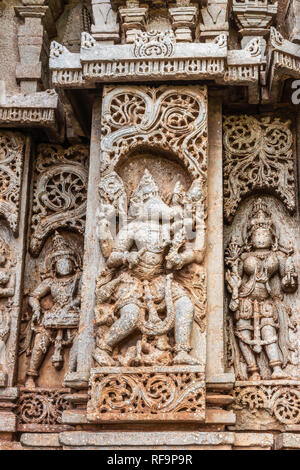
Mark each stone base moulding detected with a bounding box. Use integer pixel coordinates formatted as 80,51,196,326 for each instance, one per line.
87,366,206,423
232,380,300,427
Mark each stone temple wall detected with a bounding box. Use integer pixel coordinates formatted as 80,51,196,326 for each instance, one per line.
0,0,300,451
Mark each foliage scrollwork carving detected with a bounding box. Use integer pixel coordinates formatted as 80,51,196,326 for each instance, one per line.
30,144,89,256
223,115,295,222
233,383,300,426
101,85,208,179
0,131,25,235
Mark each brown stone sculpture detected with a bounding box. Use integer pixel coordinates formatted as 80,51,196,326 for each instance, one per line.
22,232,82,388
225,198,298,381
0,238,15,386
94,169,205,368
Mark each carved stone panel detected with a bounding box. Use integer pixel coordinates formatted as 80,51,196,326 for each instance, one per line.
231,380,300,430
0,131,25,236
224,192,300,429
18,144,89,394
88,366,205,423
16,387,71,431
83,85,208,422
223,115,295,222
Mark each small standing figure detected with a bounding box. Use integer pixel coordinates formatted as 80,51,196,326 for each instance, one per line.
225,199,298,381
24,232,82,388
0,238,15,386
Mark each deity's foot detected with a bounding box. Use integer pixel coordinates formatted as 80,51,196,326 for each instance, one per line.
25,376,36,389
93,349,116,367
271,367,289,380
173,351,200,366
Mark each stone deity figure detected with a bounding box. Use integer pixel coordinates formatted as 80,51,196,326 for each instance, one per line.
24,232,82,388
94,169,205,367
225,199,298,381
0,239,15,386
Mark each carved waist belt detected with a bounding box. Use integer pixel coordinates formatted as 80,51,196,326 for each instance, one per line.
43,310,79,329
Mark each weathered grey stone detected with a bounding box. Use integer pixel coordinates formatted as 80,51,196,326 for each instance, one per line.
20,433,61,448
0,0,299,451
59,431,235,449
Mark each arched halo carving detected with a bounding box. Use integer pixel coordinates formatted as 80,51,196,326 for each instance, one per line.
100,85,208,180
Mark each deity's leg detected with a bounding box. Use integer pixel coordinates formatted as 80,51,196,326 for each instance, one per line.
261,325,287,379
173,296,199,365
26,328,51,387
238,337,260,381
93,303,140,367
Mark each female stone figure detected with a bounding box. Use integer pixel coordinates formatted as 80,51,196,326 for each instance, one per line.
226,199,298,381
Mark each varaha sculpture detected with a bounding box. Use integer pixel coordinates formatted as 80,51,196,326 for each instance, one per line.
94,169,205,368
2,0,300,451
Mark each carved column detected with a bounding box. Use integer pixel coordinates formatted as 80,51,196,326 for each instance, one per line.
90,0,120,43
169,0,198,42
0,131,31,433
14,0,63,93
206,93,235,388
232,0,277,49
285,0,300,44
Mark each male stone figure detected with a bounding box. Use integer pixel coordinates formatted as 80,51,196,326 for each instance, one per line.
94,170,204,367
24,233,82,388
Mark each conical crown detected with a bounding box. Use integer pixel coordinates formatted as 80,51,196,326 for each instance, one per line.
134,169,158,200
249,199,272,232
51,231,74,258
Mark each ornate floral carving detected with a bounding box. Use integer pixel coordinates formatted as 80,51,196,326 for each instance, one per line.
225,199,298,381
245,37,262,57
233,382,300,426
223,115,295,221
87,367,205,422
0,131,25,235
20,233,82,388
134,30,176,58
101,85,208,179
30,144,89,256
17,388,71,426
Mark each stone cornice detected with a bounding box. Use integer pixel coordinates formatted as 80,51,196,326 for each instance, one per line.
49,31,263,102
0,90,64,141
267,26,300,101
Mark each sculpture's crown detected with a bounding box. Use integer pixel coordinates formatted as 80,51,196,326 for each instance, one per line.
51,231,75,258
135,169,158,199
249,198,273,232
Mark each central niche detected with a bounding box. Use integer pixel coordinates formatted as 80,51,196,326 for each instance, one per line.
87,84,208,423
109,150,194,363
